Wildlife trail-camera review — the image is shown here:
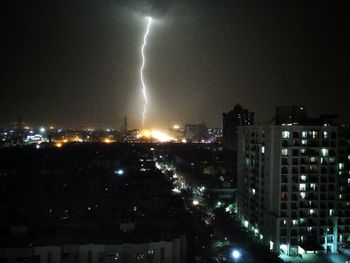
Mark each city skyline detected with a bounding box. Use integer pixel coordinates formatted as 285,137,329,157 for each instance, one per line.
3,1,349,128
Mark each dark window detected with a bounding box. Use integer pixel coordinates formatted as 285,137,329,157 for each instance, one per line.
88,251,92,263
160,248,165,262
293,131,299,138
47,253,52,263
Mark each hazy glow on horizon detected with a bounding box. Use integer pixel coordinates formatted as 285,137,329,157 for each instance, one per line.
137,128,175,142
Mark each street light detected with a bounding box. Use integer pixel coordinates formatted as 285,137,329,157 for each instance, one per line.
192,200,199,206
231,249,241,261
115,169,125,176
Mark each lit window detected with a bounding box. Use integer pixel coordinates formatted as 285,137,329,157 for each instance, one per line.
244,220,249,228
311,131,318,139
300,175,306,182
307,227,312,232
339,163,344,170
309,209,315,215
299,218,305,224
292,220,298,226
323,131,328,139
329,209,334,216
261,146,265,154
299,184,306,191
300,192,306,199
282,131,290,139
301,131,307,138
301,139,307,145
348,155,350,161
282,219,287,225
321,148,329,157
281,149,288,156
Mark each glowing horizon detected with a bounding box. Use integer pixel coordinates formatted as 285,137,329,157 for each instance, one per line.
137,128,175,142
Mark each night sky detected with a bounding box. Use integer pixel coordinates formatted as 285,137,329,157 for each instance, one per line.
2,0,349,128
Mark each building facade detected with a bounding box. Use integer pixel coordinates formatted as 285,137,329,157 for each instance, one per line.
223,104,254,151
0,236,186,263
184,123,208,142
237,124,350,256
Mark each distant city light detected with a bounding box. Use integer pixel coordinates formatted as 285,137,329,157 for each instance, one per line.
231,249,241,260
172,188,180,193
39,127,46,133
115,169,124,176
55,142,62,148
137,129,175,142
103,138,112,144
192,200,199,206
173,124,180,130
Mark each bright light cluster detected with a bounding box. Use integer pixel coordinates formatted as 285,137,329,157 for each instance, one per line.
137,129,175,142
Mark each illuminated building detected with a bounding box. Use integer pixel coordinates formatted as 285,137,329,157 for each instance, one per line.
237,110,350,256
184,123,208,142
208,128,223,138
223,104,254,151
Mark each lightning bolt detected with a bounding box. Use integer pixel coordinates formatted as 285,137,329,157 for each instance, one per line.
140,16,152,127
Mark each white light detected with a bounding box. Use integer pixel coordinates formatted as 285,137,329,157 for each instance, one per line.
231,250,241,259
115,169,124,175
192,200,199,206
172,188,180,193
140,16,153,127
39,127,45,133
244,220,248,228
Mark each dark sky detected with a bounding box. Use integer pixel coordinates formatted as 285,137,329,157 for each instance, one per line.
2,0,349,128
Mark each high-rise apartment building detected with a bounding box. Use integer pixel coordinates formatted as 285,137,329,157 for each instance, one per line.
237,114,350,256
223,104,254,151
184,123,208,142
